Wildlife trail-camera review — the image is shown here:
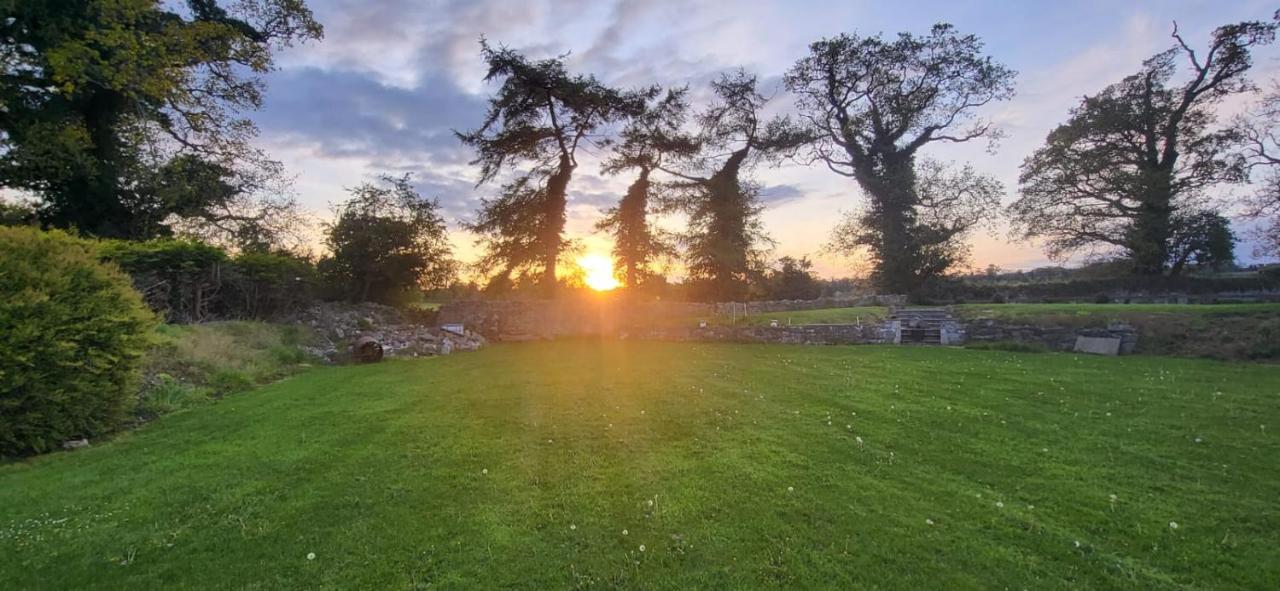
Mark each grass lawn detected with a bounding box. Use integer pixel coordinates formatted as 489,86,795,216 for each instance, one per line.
2,342,1278,589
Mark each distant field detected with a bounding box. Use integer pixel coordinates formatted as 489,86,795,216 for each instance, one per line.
3,342,1278,588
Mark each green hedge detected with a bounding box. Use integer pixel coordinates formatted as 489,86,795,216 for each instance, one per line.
99,239,318,321
0,228,155,456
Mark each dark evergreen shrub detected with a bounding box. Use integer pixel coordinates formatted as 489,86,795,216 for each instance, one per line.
0,228,155,456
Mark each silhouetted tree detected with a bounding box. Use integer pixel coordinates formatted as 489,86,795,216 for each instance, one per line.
762,256,823,300
1236,80,1280,257
829,159,1002,282
320,175,454,303
1167,211,1236,274
662,71,807,302
458,41,643,296
0,0,322,239
597,87,694,289
786,23,1014,293
1010,17,1276,274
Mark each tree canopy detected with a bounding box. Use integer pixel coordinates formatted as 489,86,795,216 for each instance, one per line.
785,23,1015,293
660,71,807,302
1237,81,1280,258
458,41,645,296
320,175,455,304
0,0,322,242
596,87,694,289
1010,18,1276,274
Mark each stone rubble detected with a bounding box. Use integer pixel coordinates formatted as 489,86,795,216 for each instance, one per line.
290,302,486,363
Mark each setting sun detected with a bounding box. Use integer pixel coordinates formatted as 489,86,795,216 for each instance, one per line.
578,253,620,291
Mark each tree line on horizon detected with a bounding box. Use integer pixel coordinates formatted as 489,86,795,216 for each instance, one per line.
4,2,1280,302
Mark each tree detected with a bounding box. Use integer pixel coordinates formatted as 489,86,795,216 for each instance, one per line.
662,71,807,302
1236,81,1280,257
0,0,321,240
1168,211,1236,274
596,87,694,289
785,23,1014,293
1010,18,1276,274
829,159,1003,284
458,41,642,296
319,175,455,303
761,256,823,300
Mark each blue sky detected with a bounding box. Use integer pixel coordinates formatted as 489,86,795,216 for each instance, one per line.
252,0,1280,276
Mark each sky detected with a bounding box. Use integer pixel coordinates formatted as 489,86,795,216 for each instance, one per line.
250,0,1280,277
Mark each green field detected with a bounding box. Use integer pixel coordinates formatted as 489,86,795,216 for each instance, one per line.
3,342,1279,589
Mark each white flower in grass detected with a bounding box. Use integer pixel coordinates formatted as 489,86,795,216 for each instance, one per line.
995,501,1004,509
1169,521,1179,530
1108,494,1117,503
306,552,316,560
570,524,576,531
639,544,646,552
925,518,934,526
787,486,794,493
481,468,488,475
622,529,628,536
855,436,864,445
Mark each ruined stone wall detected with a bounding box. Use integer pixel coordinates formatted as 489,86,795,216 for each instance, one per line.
437,296,902,341
963,319,1137,353
634,323,894,345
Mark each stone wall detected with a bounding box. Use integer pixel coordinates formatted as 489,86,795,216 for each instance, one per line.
437,296,903,341
634,323,894,345
963,318,1137,353
711,294,906,316
436,299,1140,353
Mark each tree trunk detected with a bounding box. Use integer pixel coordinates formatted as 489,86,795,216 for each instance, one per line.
852,154,922,294
703,149,751,301
1129,175,1175,275
618,167,651,289
541,156,573,298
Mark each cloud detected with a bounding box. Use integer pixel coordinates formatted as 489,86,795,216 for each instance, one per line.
257,67,485,164
758,184,806,206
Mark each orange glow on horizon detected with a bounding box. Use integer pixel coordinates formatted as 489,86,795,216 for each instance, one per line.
579,253,621,291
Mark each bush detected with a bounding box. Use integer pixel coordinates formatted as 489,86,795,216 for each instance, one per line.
99,239,226,323
224,251,317,319
0,228,155,456
101,239,318,321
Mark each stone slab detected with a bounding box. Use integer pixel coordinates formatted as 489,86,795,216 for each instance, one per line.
1074,335,1121,356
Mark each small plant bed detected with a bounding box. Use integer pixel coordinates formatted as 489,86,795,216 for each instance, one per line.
135,322,320,420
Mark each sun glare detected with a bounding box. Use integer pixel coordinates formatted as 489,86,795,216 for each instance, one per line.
579,253,620,291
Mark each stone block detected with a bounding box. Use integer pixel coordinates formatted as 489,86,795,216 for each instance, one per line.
1074,335,1121,356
